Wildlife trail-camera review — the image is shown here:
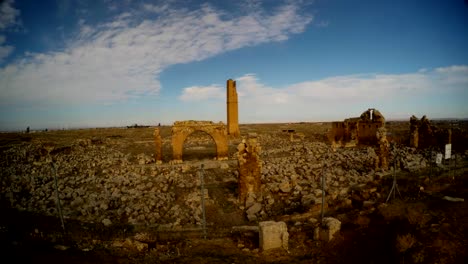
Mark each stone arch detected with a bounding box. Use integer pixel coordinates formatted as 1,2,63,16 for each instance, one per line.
171,121,228,163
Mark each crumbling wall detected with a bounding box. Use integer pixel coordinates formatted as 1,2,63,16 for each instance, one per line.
375,127,389,170
409,115,452,150
237,137,262,204
329,108,385,147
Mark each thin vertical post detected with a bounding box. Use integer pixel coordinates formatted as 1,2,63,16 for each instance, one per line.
199,164,207,239
321,150,327,222
51,161,65,232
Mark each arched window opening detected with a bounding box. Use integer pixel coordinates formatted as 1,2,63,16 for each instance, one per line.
182,130,217,161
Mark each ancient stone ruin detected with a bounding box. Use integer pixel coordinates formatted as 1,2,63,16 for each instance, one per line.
375,127,389,170
329,108,385,147
227,79,240,138
237,137,262,204
171,121,228,163
409,115,452,149
153,128,162,164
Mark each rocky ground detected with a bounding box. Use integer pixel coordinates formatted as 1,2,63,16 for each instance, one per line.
0,122,467,263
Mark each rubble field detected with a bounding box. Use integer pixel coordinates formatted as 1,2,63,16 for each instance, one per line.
1,121,467,263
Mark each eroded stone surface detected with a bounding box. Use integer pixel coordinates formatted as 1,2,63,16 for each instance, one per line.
329,108,385,147
237,138,262,204
259,221,288,251
409,115,452,149
227,79,240,138
154,128,162,164
320,217,341,242
375,127,389,170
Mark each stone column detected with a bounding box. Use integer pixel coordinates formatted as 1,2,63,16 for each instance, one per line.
154,128,162,164
375,127,389,170
409,115,420,148
237,137,262,204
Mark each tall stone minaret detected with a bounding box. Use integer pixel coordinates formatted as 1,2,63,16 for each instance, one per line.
227,79,240,137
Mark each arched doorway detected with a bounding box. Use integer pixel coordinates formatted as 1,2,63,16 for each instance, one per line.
171,121,228,163
182,130,217,161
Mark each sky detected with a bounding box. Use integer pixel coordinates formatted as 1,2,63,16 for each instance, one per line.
0,0,467,131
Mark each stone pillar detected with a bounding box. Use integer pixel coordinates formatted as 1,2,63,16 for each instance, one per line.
227,79,240,138
375,127,389,170
409,115,419,148
237,137,261,204
259,221,289,251
154,128,162,164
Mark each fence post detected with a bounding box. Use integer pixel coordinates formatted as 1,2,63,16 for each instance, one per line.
199,164,207,239
51,161,65,232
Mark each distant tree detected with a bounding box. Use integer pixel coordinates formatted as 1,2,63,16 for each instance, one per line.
26,126,30,133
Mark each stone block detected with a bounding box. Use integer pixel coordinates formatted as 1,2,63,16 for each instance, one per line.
320,217,341,242
259,221,288,251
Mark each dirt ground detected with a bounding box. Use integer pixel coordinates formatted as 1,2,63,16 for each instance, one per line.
1,122,467,263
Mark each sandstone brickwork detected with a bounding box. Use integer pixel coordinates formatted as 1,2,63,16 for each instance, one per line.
409,115,452,149
171,121,228,163
154,128,162,164
329,108,385,147
375,127,389,170
237,137,262,204
227,79,240,138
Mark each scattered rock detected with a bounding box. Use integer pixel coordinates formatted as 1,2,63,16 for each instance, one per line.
102,218,112,227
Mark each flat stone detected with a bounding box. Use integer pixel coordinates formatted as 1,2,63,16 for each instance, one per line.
259,221,288,251
279,181,291,193
102,218,112,227
246,203,262,215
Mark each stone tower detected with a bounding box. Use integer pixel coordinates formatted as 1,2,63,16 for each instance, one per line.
227,79,240,137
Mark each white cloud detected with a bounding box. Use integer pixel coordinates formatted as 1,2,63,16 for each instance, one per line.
0,1,312,107
179,66,468,122
179,85,224,101
0,0,20,30
0,0,20,62
0,42,14,61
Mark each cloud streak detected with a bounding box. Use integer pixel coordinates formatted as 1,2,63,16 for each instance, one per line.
0,0,20,62
0,1,312,107
180,65,468,121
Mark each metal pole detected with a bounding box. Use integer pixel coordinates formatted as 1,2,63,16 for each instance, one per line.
199,164,207,239
321,151,327,222
51,161,65,232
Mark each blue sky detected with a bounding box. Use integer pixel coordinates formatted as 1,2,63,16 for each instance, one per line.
0,0,467,130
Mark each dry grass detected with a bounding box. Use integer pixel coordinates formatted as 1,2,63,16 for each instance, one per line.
396,233,417,253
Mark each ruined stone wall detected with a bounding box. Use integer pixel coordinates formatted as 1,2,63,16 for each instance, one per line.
358,122,382,145
329,109,385,147
237,138,262,204
409,115,454,150
330,122,346,142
